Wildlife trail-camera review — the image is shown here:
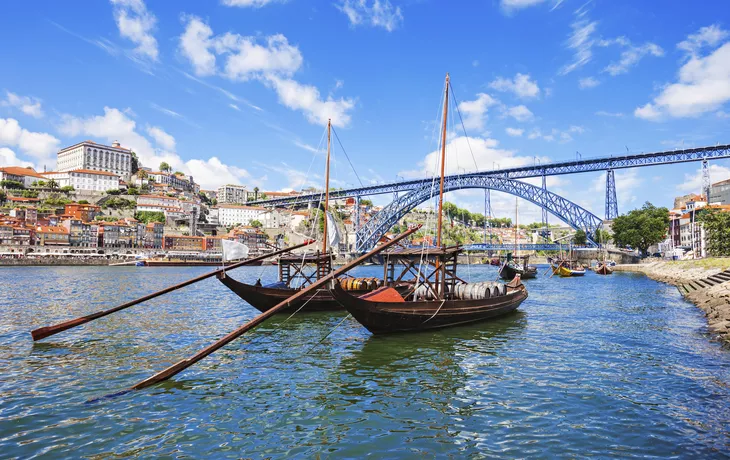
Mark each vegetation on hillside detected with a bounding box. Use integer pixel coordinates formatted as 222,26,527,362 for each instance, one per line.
698,208,730,256
134,211,166,224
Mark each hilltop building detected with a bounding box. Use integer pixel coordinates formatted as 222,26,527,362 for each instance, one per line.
56,140,133,180
709,178,730,205
41,169,119,192
217,184,252,204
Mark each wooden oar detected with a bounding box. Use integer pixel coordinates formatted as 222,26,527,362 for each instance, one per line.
549,261,564,279
129,225,421,391
31,240,316,341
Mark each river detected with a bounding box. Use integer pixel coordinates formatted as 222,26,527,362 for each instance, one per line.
1,265,729,458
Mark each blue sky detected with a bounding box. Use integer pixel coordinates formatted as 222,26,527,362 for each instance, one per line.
1,0,729,223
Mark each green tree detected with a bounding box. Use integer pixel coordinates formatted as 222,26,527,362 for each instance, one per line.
0,190,5,202
106,189,122,195
60,185,75,193
47,179,58,190
0,180,25,189
573,229,587,245
78,200,90,204
611,202,669,254
130,151,140,174
250,219,263,228
174,171,184,176
134,211,166,224
442,201,458,226
159,162,171,173
360,199,374,207
698,209,730,256
594,228,612,245
127,187,140,195
254,186,259,200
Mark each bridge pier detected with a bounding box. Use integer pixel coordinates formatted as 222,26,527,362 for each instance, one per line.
605,169,618,220
541,174,549,238
702,158,711,201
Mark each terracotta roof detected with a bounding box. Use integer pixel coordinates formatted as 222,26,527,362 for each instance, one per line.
8,197,40,202
36,226,69,234
0,166,46,179
219,204,266,210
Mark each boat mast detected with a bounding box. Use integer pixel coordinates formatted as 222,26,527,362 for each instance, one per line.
323,119,332,254
437,74,449,249
434,74,450,298
514,197,518,258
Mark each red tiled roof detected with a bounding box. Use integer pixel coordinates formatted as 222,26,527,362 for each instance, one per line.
0,166,46,179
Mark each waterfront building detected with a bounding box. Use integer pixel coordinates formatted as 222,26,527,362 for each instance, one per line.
56,140,132,180
60,219,98,247
203,235,225,253
163,235,205,251
42,169,120,192
148,171,198,193
12,226,32,246
144,222,164,249
0,224,13,245
65,203,100,222
709,178,730,205
217,184,252,204
217,204,267,227
97,223,120,248
0,166,47,188
230,227,268,256
35,226,69,246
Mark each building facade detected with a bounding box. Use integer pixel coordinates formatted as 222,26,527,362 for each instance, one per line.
0,167,47,187
710,178,730,205
42,169,120,192
217,205,267,227
217,184,252,204
149,172,198,193
56,141,133,180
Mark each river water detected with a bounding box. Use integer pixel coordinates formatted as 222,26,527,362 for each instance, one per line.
1,264,729,458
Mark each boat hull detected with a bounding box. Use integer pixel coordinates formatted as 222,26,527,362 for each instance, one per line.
552,265,586,277
500,263,538,280
330,281,527,334
594,264,613,275
217,273,378,313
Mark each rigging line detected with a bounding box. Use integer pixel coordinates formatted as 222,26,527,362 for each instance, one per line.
449,81,480,171
298,125,329,279
300,314,353,356
331,126,364,188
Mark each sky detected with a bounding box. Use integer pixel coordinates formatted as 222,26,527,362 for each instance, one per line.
1,0,730,224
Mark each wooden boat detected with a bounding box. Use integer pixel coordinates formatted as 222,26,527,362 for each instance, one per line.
499,254,538,280
594,262,613,275
332,74,528,334
217,120,383,313
143,258,263,267
551,259,586,277
331,247,527,334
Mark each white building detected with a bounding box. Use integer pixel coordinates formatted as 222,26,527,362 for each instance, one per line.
57,140,133,180
218,184,252,204
149,171,198,193
217,204,267,227
0,166,47,187
41,169,120,192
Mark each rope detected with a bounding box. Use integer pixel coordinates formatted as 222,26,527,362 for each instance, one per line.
449,82,480,171
300,314,353,356
331,126,364,187
422,299,446,323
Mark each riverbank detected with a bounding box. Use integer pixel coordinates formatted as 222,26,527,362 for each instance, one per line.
615,259,730,343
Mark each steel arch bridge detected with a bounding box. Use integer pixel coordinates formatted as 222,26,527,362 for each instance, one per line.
355,175,604,252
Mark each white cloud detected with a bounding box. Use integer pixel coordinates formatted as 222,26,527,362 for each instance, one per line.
589,168,642,210
579,76,599,89
499,0,564,13
293,140,321,154
505,127,524,137
335,0,403,32
489,73,540,98
526,126,583,143
457,93,499,132
178,16,354,126
2,92,44,118
0,147,34,168
568,125,585,134
595,110,624,117
58,107,249,189
0,118,60,161
221,0,281,7
146,125,176,150
635,28,730,120
179,15,217,76
600,39,664,76
229,103,241,111
507,105,534,122
401,136,541,178
560,12,598,75
677,164,730,195
263,75,356,127
677,24,729,55
110,0,159,61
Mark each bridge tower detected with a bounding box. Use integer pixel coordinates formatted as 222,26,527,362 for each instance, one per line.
483,190,492,244
702,159,711,202
605,169,618,220
354,195,361,252
541,174,549,237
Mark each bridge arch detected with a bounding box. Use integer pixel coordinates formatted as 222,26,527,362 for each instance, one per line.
355,175,603,252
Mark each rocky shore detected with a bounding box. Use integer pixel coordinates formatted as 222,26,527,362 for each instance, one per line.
615,260,730,344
